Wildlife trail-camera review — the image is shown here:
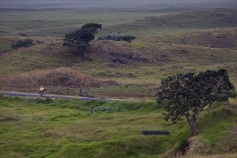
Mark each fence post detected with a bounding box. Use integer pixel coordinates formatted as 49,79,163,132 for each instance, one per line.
80,88,82,96
91,107,94,114
58,86,61,94
88,88,90,97
78,106,81,115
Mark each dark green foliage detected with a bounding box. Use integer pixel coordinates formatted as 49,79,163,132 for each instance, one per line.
0,95,25,102
81,23,102,32
98,35,136,43
157,69,236,136
29,97,54,104
11,39,33,49
44,97,54,104
63,23,102,58
0,94,5,100
174,139,190,156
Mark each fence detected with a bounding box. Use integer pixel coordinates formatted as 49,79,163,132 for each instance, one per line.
58,86,91,97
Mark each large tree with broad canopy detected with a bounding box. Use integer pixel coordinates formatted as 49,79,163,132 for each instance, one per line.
156,69,236,136
63,23,102,58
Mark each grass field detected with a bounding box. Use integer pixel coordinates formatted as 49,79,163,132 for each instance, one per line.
0,6,237,157
0,9,173,37
0,95,236,158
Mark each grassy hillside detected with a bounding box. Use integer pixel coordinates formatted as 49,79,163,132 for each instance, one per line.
1,36,236,98
0,95,236,157
1,9,237,98
0,7,237,158
101,8,237,36
2,8,237,37
0,9,171,37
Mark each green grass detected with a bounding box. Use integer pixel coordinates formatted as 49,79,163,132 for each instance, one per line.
2,8,237,37
0,9,173,37
0,96,187,157
196,103,237,154
0,6,237,158
0,96,236,157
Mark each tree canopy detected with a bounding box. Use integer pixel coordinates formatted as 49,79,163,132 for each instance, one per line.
156,69,236,136
63,23,102,58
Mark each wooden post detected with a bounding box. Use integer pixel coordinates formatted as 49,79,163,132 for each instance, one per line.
78,106,81,115
80,88,82,96
88,88,90,97
31,110,35,120
80,76,83,96
67,86,70,95
90,107,94,114
58,86,61,94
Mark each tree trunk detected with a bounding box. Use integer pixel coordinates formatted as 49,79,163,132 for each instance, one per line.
190,118,197,137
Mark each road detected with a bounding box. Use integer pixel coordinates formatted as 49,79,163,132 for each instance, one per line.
0,90,130,102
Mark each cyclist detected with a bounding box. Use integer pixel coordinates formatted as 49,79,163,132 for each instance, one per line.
39,87,45,97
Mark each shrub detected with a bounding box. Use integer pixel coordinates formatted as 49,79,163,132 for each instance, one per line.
11,39,34,49
98,35,136,43
174,139,190,156
44,97,54,104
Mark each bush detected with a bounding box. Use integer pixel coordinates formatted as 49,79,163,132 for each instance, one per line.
11,39,34,49
174,139,190,156
33,97,54,104
0,94,5,99
44,97,54,104
98,35,136,43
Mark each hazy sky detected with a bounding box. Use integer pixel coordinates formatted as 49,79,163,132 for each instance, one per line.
0,0,237,9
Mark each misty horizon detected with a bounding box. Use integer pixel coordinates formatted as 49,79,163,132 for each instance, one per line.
1,0,237,10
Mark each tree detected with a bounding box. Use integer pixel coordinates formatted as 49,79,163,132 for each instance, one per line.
63,23,102,58
156,69,236,136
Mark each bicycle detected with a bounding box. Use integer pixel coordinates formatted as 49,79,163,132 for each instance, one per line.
39,90,44,97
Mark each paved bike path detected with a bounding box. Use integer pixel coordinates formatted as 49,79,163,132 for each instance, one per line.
0,90,129,102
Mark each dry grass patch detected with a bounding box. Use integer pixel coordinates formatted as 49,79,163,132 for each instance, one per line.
0,67,113,92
